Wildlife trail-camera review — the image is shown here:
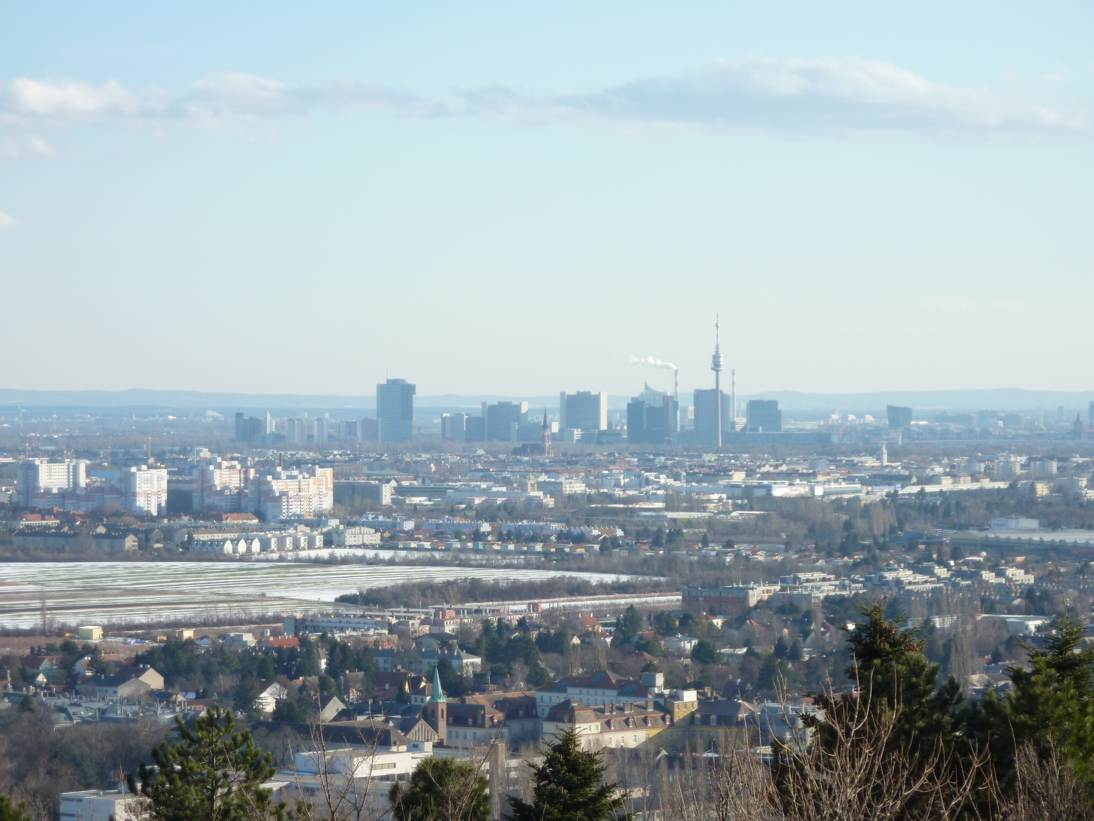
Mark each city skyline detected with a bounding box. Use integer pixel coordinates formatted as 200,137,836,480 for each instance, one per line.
4,6,1094,816
3,3,1093,395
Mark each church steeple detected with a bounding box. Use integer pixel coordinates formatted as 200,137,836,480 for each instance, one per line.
425,664,448,744
431,664,447,703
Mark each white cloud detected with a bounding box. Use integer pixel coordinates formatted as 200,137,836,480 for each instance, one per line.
171,72,443,120
554,58,1089,136
1,133,54,160
6,78,136,117
0,210,15,229
1,58,1087,138
0,73,442,124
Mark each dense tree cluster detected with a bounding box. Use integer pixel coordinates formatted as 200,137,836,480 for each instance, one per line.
0,698,166,817
336,576,654,609
130,707,282,820
794,606,1094,816
135,638,324,695
476,619,552,687
389,757,490,821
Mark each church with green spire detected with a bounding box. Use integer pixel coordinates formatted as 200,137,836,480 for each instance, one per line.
422,664,447,744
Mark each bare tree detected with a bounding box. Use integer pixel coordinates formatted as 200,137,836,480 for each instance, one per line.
769,689,992,821
285,697,385,821
642,682,995,821
997,742,1094,821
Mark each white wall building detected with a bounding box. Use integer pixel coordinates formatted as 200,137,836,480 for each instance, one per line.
16,458,87,506
58,788,144,821
124,466,168,516
273,744,434,817
257,466,334,521
334,525,382,547
192,458,254,512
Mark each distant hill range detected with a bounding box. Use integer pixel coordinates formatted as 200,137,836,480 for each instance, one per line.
755,389,1093,414
1,387,1092,414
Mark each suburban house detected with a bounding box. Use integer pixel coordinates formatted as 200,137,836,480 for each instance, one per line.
80,666,164,700
444,691,540,749
536,670,664,714
372,645,482,678
254,682,290,714
540,699,672,751
684,698,821,748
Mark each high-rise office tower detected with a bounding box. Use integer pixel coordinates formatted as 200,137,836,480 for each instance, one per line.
559,391,608,436
627,387,678,444
234,412,264,443
483,401,528,441
746,399,782,433
284,417,306,445
887,405,913,430
626,398,647,443
694,388,732,447
376,378,416,443
441,412,469,441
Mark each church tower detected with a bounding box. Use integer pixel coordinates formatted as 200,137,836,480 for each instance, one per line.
424,665,447,744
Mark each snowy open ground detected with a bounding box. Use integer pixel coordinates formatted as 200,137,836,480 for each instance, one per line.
0,560,634,630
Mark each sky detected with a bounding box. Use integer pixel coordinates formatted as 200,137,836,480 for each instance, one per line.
1,3,1092,398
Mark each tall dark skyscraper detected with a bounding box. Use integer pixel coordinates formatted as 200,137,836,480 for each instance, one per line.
376,378,415,443
559,391,608,436
887,405,913,429
627,388,679,444
745,399,782,433
483,401,528,441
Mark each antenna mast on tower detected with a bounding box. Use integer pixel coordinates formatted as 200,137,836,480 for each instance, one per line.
711,314,724,448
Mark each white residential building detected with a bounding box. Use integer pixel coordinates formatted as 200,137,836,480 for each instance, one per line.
334,525,382,547
541,700,671,752
124,466,168,516
16,458,87,506
257,466,334,521
192,458,254,512
58,788,144,821
1002,566,1035,586
273,744,434,817
665,635,700,656
255,682,289,713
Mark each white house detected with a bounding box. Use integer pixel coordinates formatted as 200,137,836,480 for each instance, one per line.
255,682,289,714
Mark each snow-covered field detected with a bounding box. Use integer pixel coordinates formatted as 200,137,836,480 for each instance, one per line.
0,561,631,630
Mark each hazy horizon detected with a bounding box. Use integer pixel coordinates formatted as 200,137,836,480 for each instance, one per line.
3,3,1092,395
2,385,1092,414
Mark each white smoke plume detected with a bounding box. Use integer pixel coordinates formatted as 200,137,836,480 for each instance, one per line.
630,355,677,371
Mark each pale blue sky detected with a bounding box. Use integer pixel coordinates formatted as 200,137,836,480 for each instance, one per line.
2,3,1092,397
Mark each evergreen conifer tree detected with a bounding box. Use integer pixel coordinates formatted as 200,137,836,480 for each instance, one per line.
509,729,629,821
129,707,281,820
846,603,961,755
970,616,1094,797
780,604,969,818
0,795,29,821
389,757,489,821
